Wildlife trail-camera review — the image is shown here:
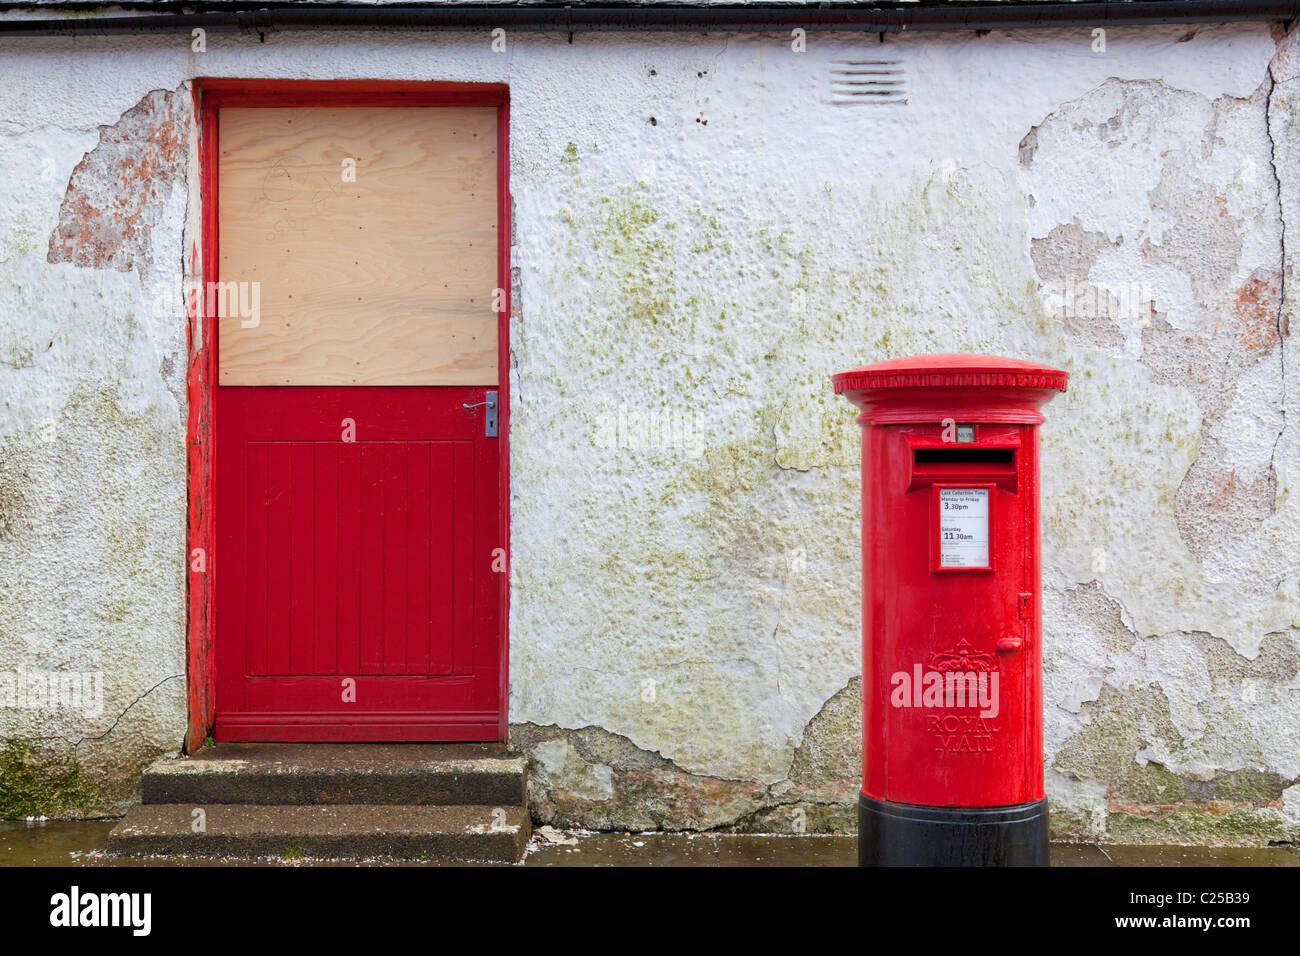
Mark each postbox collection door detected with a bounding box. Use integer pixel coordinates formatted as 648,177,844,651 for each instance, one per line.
211,102,504,742
867,422,1040,807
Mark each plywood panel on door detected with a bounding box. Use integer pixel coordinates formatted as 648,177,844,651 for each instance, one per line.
217,106,498,386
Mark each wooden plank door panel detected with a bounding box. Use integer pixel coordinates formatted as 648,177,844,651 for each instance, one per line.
215,386,500,740
238,438,476,678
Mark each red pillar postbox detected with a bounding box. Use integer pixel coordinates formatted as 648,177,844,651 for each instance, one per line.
833,353,1068,867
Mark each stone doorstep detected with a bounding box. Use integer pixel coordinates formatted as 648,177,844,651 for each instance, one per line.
142,743,527,806
108,804,530,863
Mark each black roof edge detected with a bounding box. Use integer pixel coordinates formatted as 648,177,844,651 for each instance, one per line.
0,1,1295,36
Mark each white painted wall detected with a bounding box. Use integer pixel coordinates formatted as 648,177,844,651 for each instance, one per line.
0,20,1295,839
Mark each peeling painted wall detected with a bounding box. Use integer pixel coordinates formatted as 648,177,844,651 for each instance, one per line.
0,21,1296,843
0,78,190,816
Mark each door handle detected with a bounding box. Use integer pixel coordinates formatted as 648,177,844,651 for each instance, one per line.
463,390,498,437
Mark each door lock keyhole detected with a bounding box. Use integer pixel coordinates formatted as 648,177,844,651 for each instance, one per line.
463,391,499,437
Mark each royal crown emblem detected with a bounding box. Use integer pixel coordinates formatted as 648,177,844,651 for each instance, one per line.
927,639,997,673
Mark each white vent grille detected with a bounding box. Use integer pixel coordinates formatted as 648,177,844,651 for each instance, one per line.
830,58,908,106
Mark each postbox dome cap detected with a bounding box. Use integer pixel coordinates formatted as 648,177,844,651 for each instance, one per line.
832,353,1068,393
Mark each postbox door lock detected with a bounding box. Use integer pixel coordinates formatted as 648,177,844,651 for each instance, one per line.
999,593,1035,651
1018,591,1033,619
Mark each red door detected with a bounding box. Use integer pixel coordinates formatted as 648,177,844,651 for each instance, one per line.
209,90,508,741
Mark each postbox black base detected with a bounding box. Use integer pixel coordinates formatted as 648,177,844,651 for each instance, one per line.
858,793,1049,867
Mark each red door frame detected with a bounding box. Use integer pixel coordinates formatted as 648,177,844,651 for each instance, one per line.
186,79,511,750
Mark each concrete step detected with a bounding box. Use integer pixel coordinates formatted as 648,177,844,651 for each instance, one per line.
142,743,526,806
108,803,530,862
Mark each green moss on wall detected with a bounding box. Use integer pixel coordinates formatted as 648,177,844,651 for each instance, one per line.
1104,805,1290,846
0,741,92,819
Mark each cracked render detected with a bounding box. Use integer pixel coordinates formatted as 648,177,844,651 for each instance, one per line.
0,22,1296,842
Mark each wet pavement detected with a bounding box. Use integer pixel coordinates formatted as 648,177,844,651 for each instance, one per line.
3,819,1300,866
